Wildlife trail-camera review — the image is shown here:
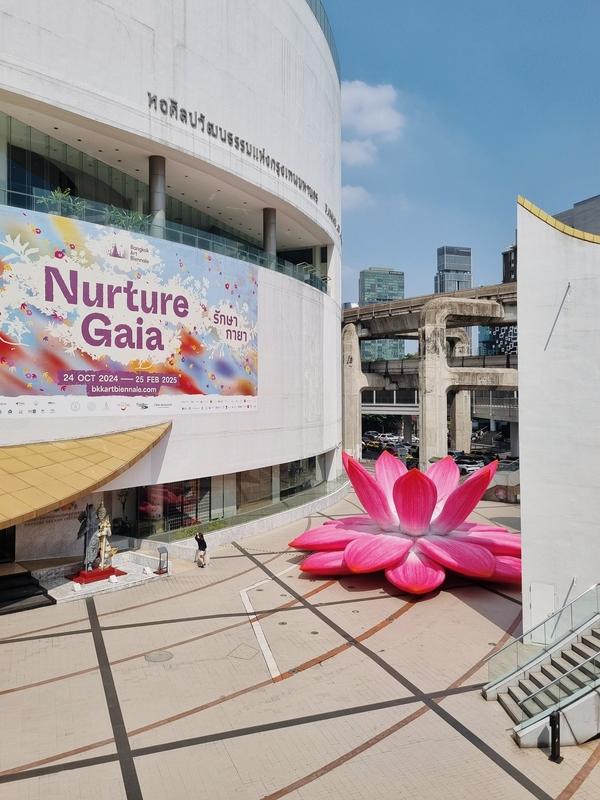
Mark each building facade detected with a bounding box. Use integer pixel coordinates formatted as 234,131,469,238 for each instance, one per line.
555,194,600,235
434,246,472,293
0,0,343,561
518,196,600,629
479,244,518,356
358,267,405,361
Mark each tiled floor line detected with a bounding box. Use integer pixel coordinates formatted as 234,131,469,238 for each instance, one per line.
0,587,417,781
86,597,143,800
234,543,550,800
0,551,286,644
0,578,336,699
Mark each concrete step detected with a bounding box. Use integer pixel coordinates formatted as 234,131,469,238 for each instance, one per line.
589,628,600,642
528,671,562,703
518,678,555,712
580,634,600,652
506,684,539,718
572,641,600,661
498,692,523,724
565,644,600,678
549,655,589,688
0,593,55,615
541,663,582,696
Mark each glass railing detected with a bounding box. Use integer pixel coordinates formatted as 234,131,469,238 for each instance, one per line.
0,188,328,293
486,583,600,687
515,646,600,727
304,0,340,80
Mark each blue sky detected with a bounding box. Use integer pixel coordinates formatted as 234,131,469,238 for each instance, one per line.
326,0,600,302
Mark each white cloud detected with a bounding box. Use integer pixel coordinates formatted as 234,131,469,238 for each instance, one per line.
341,139,377,166
342,80,405,142
342,185,374,212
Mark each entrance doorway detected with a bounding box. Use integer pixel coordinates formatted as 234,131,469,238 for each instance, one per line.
0,527,16,563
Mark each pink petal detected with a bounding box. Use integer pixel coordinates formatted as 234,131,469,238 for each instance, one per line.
456,522,511,534
487,555,522,584
417,535,495,577
450,531,521,557
385,550,446,594
289,526,368,552
392,469,437,535
324,515,377,527
375,451,406,519
345,453,396,529
427,456,460,505
299,550,353,575
343,534,412,573
431,462,498,534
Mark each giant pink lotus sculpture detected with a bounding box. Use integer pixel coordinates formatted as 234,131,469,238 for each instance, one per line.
289,452,521,595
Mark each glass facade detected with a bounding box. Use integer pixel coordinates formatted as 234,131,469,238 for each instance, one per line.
434,246,472,293
478,325,518,356
0,111,328,292
358,268,405,361
104,454,329,542
303,0,341,80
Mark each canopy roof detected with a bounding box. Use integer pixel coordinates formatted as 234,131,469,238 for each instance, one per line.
0,422,171,529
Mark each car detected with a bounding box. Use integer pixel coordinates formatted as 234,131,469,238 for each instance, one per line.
497,458,519,472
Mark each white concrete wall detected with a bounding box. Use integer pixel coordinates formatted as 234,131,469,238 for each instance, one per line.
518,204,600,629
0,0,343,486
0,0,341,253
0,267,342,485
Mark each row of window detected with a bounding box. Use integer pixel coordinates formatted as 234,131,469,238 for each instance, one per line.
103,456,324,540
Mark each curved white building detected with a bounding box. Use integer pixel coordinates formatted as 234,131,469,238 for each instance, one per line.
0,0,342,562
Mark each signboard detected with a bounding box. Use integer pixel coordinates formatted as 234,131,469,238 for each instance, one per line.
0,205,257,417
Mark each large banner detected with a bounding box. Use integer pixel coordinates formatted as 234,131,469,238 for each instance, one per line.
0,205,257,417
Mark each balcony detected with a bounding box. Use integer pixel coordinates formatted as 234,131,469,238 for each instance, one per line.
2,187,328,293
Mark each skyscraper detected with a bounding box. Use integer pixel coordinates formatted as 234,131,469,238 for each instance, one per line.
358,268,405,361
434,246,472,293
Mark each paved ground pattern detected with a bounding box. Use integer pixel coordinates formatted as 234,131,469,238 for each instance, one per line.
0,491,599,799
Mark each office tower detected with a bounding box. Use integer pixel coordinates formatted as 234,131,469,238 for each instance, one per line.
358,268,405,361
434,246,472,293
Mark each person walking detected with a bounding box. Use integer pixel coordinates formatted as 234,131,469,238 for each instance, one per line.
194,532,208,567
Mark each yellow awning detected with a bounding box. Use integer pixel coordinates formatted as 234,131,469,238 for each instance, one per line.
0,422,171,528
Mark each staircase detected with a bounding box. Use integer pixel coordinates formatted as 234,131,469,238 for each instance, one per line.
484,581,600,747
498,627,600,725
0,571,56,614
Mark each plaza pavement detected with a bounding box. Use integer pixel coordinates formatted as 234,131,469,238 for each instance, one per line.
0,490,598,800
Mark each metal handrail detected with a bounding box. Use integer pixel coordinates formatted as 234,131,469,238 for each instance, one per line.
519,648,600,708
486,581,600,665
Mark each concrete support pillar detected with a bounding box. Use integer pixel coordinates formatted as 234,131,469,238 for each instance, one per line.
418,321,449,471
510,421,519,458
403,415,414,444
490,418,497,433
263,208,277,264
149,155,166,237
342,324,366,460
449,390,471,453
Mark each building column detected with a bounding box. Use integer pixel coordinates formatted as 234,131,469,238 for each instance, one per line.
342,323,366,460
0,113,7,202
272,464,280,504
449,390,471,453
510,421,519,458
418,310,449,470
223,473,237,519
403,415,414,444
149,155,166,237
263,208,277,264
